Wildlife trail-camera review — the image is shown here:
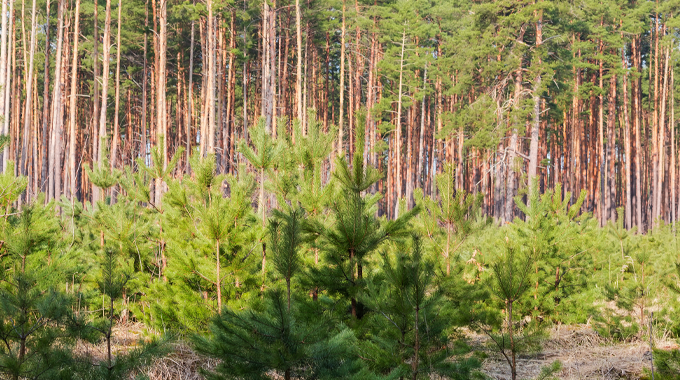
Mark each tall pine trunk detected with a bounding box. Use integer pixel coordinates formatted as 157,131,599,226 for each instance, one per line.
48,0,65,201
110,0,122,170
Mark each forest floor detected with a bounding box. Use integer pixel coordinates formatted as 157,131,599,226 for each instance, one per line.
96,323,678,379
477,324,678,380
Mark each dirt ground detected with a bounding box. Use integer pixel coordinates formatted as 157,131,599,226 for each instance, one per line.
478,324,679,380
94,323,678,379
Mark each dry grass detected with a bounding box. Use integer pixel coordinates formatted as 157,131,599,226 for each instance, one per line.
478,324,679,380
91,322,679,379
73,322,219,380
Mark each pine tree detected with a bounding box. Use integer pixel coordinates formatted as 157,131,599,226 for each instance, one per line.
305,113,418,319
238,118,284,284
415,163,485,276
360,235,482,379
0,202,78,380
512,183,592,322
194,206,368,380
269,207,304,311
143,154,258,331
74,248,167,380
483,237,545,380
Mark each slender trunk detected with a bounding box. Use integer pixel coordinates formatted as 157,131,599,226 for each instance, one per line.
598,38,604,226
1,0,13,172
656,46,669,224
110,0,122,170
528,10,542,199
633,38,643,231
652,12,660,224
0,0,9,171
295,0,302,124
206,1,215,152
68,0,80,200
607,71,616,222
97,0,112,172
140,0,148,162
394,28,406,218
672,69,676,224
40,0,50,193
216,239,221,311
509,300,516,380
226,12,235,172
186,5,195,173
337,0,345,156
155,0,167,204
416,63,427,198
260,168,266,281
506,67,522,222
91,0,99,201
20,0,38,182
411,304,420,380
623,43,631,229
49,0,65,201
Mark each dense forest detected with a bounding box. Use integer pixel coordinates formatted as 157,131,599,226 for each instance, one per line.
0,0,677,230
0,0,679,378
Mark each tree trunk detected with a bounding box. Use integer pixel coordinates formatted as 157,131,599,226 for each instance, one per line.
91,0,99,201
416,63,427,201
623,43,631,229
394,28,406,219
48,0,65,201
155,0,167,205
337,0,346,156
1,0,13,172
40,0,50,194
295,0,302,124
633,38,643,231
0,0,9,171
598,39,604,226
506,67,522,222
20,0,38,182
655,46,669,224
672,69,676,224
216,239,221,311
68,0,80,200
140,0,148,162
186,3,195,173
97,0,112,171
606,71,616,222
206,2,215,153
110,0,123,170
528,10,542,200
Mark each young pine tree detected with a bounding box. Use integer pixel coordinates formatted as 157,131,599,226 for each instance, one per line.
305,112,418,320
238,117,284,284
483,237,545,380
0,202,78,380
512,183,592,322
194,207,366,380
143,154,257,331
415,163,485,276
361,235,482,379
75,248,167,380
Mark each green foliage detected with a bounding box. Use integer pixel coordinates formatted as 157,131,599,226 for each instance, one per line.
305,115,418,320
269,207,304,309
481,237,547,380
194,290,366,380
360,235,482,379
143,154,258,332
76,248,167,380
0,202,78,380
511,183,592,322
415,163,486,276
